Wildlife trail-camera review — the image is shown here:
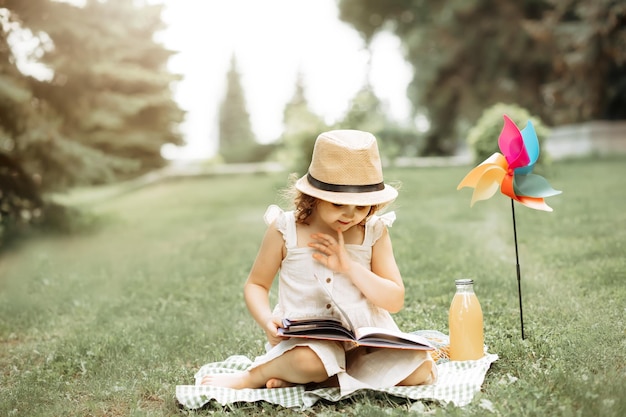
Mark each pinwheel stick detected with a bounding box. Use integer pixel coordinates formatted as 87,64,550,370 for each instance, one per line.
510,199,525,340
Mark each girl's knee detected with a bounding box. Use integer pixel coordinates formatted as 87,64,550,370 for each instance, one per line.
290,346,327,379
399,359,436,386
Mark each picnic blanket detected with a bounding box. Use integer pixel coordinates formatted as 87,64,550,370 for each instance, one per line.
176,330,498,410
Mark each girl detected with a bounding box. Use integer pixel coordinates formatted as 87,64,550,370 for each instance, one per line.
202,130,436,393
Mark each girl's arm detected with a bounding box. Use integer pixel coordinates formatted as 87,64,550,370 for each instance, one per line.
310,227,405,313
244,223,285,346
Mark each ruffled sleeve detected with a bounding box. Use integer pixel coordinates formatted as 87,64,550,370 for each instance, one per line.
264,204,292,238
264,204,285,227
368,211,396,244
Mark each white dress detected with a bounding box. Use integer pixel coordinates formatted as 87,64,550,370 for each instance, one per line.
249,205,437,395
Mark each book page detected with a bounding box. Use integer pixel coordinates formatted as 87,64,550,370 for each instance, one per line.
354,327,434,349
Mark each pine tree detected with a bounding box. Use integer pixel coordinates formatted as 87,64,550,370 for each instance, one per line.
278,72,327,175
218,54,258,163
0,0,185,244
4,0,184,189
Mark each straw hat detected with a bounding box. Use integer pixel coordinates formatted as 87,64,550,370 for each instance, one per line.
295,130,398,205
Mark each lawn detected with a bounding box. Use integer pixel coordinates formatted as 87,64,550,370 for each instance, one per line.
1,158,624,416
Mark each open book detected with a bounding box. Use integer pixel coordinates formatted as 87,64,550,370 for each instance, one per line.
277,316,434,351
276,275,434,351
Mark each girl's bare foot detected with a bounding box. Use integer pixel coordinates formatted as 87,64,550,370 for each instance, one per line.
265,378,295,389
200,372,295,389
200,347,326,389
201,371,258,389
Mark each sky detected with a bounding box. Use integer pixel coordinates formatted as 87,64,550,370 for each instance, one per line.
152,0,413,160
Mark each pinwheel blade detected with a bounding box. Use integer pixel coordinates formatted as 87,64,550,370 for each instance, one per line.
517,196,553,212
514,173,562,198
516,121,540,175
470,166,506,205
500,172,517,200
499,115,530,169
457,164,492,190
457,153,507,190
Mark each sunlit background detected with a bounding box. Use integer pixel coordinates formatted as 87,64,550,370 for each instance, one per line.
12,0,413,160
1,0,624,243
154,0,412,159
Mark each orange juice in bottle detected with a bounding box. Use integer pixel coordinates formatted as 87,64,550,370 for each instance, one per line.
449,278,484,360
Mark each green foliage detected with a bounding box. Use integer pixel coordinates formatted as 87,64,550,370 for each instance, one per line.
376,126,421,163
336,84,421,161
275,72,328,175
0,152,43,246
467,103,551,167
339,0,554,155
218,55,264,163
0,0,185,242
338,0,626,155
277,78,422,175
277,130,316,177
531,0,626,123
337,0,406,43
2,0,184,190
0,152,96,248
1,159,625,416
338,85,387,134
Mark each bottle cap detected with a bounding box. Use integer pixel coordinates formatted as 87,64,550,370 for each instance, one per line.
455,278,474,285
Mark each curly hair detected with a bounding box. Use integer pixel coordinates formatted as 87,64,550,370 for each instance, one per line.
281,174,389,224
293,191,318,224
279,172,398,227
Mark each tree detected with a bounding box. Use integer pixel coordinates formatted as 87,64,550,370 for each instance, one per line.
525,0,626,123
337,82,420,162
1,0,184,190
338,0,553,155
338,0,626,155
277,71,327,175
338,83,386,134
0,0,184,245
218,54,259,163
10,0,184,188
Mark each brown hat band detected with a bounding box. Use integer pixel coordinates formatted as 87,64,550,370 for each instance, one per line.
307,173,385,194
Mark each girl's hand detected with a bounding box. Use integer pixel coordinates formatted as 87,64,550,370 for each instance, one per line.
263,316,285,347
309,229,354,274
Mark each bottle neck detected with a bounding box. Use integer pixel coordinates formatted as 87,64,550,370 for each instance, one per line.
455,283,475,294
456,280,474,294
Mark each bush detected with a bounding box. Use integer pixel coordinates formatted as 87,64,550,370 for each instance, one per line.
467,103,551,169
0,153,98,249
0,153,44,247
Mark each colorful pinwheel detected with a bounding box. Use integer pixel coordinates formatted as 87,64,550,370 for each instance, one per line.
457,114,562,339
457,115,561,211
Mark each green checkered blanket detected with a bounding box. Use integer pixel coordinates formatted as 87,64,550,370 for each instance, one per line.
176,331,498,410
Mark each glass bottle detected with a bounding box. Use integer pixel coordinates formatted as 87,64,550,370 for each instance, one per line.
449,278,484,360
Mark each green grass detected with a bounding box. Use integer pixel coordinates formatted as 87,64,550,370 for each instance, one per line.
1,158,625,416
